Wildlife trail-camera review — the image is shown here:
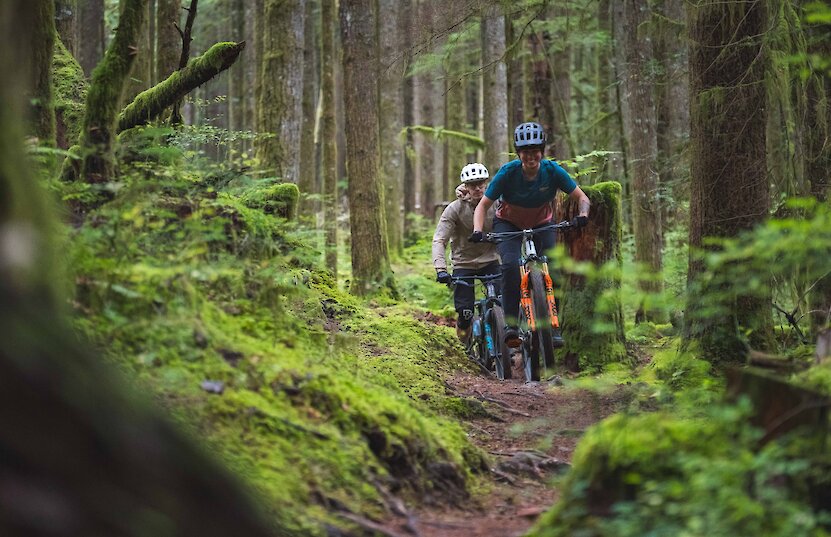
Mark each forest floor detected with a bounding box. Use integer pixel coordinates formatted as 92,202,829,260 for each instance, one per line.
380,360,622,537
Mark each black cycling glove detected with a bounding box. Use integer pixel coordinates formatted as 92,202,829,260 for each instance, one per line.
436,270,452,284
571,215,589,228
468,231,484,243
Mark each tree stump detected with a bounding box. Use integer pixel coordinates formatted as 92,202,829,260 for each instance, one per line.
557,181,627,371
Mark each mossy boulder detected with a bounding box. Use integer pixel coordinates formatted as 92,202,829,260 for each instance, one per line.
244,182,300,221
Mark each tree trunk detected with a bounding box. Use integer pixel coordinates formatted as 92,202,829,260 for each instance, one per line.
123,0,153,103
78,0,105,76
550,5,573,160
298,0,318,213
378,0,404,256
321,0,337,278
339,0,395,296
257,0,305,182
623,0,663,322
118,42,245,132
559,182,627,371
686,0,772,361
401,1,416,241
414,0,435,218
32,0,57,148
243,0,260,154
481,3,508,169
78,0,149,184
0,3,286,533
55,0,77,56
156,0,181,82
653,0,689,227
611,0,631,226
529,27,555,148
506,19,525,127
53,37,87,150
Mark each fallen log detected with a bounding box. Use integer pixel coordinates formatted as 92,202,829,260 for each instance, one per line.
117,40,245,132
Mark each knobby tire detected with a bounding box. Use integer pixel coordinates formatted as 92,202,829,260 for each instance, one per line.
490,306,511,380
530,270,555,376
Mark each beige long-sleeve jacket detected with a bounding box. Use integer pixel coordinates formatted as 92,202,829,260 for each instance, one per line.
432,191,498,271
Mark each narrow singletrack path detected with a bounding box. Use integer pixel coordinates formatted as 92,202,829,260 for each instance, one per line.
385,365,620,537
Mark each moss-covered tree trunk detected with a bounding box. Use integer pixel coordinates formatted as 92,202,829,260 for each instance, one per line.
123,0,154,102
54,0,77,55
559,182,627,371
256,0,305,182
53,37,88,150
321,0,337,279
0,3,286,534
31,0,56,148
339,0,395,297
623,0,664,322
117,41,245,132
78,0,149,184
686,0,772,361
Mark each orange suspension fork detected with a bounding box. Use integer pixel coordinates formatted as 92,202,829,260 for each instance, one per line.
542,270,560,329
519,268,535,331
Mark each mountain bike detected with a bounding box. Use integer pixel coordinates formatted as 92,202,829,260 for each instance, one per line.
485,220,575,381
449,274,512,380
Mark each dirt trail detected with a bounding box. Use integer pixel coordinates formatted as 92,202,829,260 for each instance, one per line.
384,366,618,537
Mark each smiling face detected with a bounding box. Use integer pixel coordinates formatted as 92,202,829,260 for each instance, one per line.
518,147,543,176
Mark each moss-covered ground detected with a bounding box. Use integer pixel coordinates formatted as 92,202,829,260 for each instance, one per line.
63,151,487,535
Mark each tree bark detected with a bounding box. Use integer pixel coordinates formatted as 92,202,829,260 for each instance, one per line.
55,0,77,56
378,0,404,256
686,0,772,361
118,41,245,132
123,0,154,102
298,0,318,212
77,0,149,184
401,0,416,241
156,0,182,82
481,3,509,169
31,0,56,148
339,0,395,296
257,0,305,182
550,5,573,160
321,0,337,278
623,0,663,322
78,0,105,76
414,0,435,218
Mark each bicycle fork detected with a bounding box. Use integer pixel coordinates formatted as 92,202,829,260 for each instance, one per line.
519,263,560,331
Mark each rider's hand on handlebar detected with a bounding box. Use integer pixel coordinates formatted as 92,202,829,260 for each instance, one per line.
436,270,452,284
571,215,589,228
468,231,484,243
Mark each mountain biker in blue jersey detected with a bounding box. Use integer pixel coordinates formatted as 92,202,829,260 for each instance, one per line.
433,163,500,341
470,122,590,348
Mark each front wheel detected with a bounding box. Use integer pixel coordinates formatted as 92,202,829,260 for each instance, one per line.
529,270,556,373
489,306,512,380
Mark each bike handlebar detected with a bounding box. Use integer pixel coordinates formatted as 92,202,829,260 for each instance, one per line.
483,220,575,243
448,273,501,288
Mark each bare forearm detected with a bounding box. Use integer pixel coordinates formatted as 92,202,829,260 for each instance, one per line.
571,187,590,216
473,196,493,232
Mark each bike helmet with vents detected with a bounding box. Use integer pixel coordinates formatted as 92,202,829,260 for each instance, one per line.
513,122,546,150
459,162,489,183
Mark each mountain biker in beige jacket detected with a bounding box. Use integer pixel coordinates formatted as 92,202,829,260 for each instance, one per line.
433,163,501,341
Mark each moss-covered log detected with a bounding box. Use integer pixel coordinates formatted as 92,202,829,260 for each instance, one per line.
244,182,300,221
76,0,148,184
118,41,246,132
558,181,626,371
52,37,88,150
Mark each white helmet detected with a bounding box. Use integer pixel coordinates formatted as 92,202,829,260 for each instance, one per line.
514,122,546,149
459,162,489,183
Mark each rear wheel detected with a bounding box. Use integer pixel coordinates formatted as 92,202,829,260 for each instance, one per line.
529,270,556,374
489,306,512,380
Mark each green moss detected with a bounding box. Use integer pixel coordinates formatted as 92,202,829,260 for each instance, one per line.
243,182,300,221
560,181,627,369
52,37,87,149
68,162,488,534
530,402,827,537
